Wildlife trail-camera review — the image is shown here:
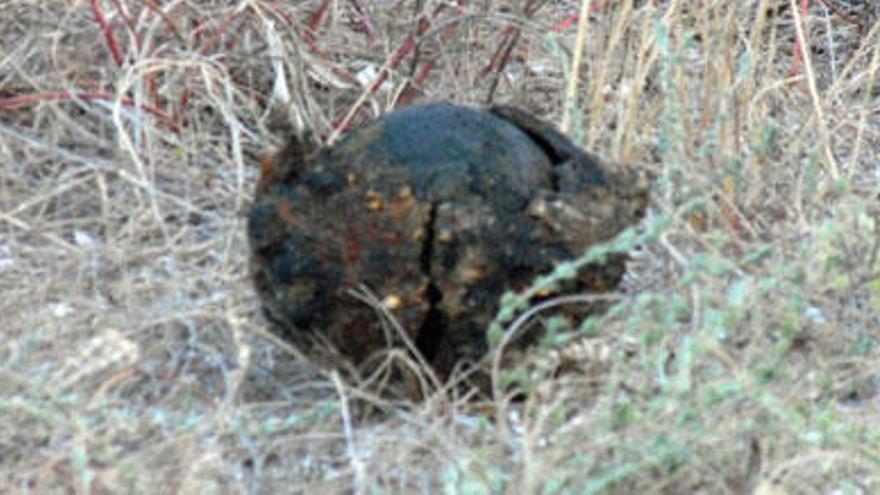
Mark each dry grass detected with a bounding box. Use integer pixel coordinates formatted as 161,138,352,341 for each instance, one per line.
1,0,879,493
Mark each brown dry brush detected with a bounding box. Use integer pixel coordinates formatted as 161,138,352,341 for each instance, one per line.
1,0,879,493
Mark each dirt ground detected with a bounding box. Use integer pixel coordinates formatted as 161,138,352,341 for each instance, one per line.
1,1,879,493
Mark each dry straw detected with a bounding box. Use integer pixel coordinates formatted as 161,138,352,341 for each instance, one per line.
1,0,879,492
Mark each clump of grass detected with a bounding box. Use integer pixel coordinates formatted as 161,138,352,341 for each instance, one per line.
1,0,879,493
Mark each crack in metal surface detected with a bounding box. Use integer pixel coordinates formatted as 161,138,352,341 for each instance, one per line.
414,201,445,363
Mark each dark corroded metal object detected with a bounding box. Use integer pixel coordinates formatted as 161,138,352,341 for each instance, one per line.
248,102,648,383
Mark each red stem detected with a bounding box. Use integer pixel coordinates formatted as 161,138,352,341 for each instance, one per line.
89,0,125,66
304,0,331,50
265,2,294,26
815,0,862,27
349,0,378,44
0,91,178,132
365,4,449,94
789,0,809,77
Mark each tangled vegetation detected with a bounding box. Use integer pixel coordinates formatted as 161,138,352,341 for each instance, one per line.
1,1,878,493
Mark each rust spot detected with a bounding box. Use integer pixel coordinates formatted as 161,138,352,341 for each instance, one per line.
258,152,274,191
462,265,487,282
527,197,548,218
383,294,403,310
344,218,361,275
411,285,428,305
437,229,454,244
389,192,416,221
277,201,296,224
366,191,385,212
